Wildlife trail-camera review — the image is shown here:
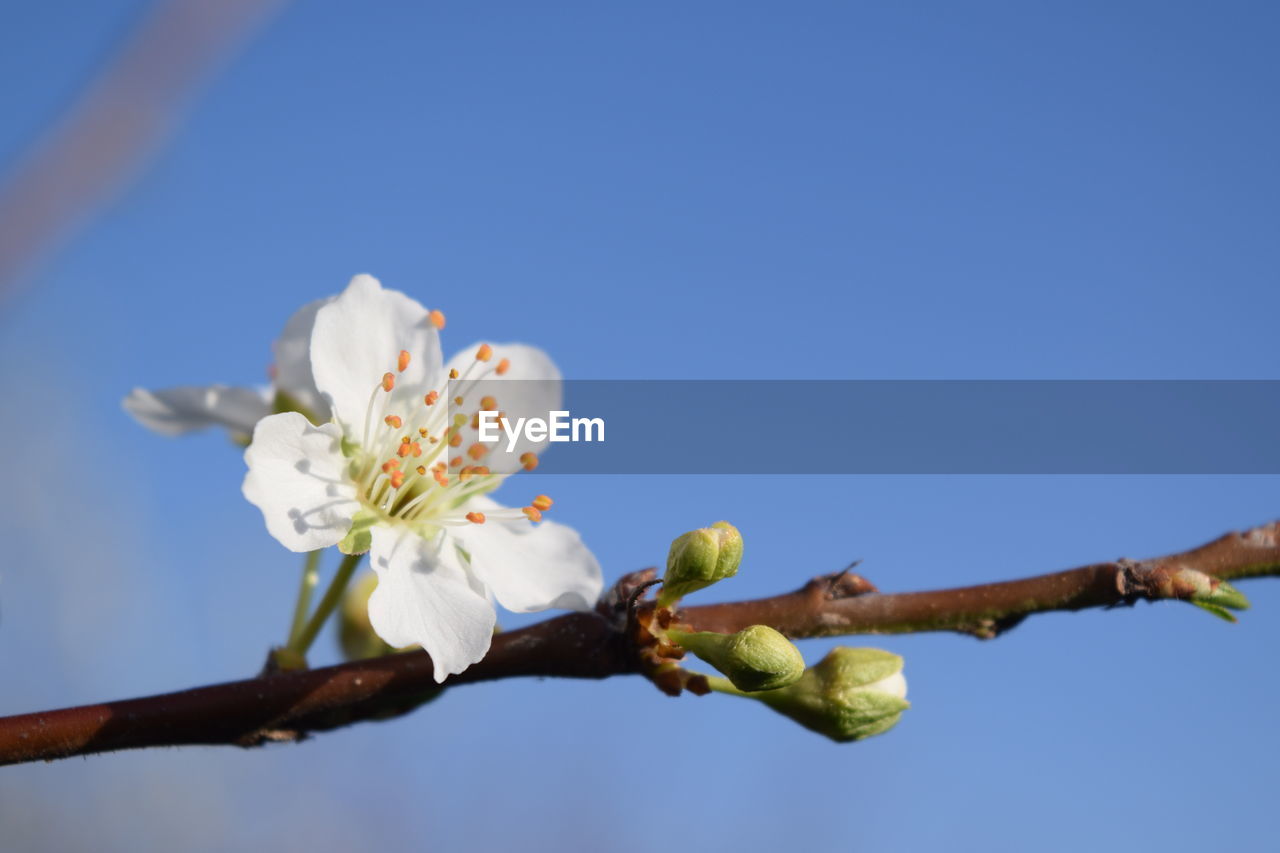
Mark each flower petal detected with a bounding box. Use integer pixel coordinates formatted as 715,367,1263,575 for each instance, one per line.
123,384,271,439
366,524,496,682
272,295,333,422
446,342,562,472
450,496,603,613
310,274,443,437
242,411,360,551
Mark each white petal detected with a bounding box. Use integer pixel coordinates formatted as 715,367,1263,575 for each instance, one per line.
450,496,603,613
242,412,360,552
366,524,496,682
310,274,443,436
123,385,271,438
446,342,563,472
272,295,334,422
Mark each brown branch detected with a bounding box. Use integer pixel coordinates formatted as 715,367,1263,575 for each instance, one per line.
2,520,1278,767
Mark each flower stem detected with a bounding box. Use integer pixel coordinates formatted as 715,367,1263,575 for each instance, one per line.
286,550,322,647
288,553,363,656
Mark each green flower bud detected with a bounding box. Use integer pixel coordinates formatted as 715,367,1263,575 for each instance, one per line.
1170,569,1251,622
659,521,743,607
670,625,805,692
339,572,399,660
716,647,909,743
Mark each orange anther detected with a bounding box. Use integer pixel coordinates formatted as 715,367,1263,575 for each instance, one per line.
467,443,487,460
496,358,510,376
522,506,543,523
466,511,486,524
450,457,463,468
473,466,490,475
398,350,411,372
449,368,459,379
428,309,446,329
476,344,493,362
416,465,427,475
424,390,439,406
520,452,539,471
397,443,412,458
390,471,406,489
531,495,553,512
381,460,400,474
449,433,463,447
480,396,497,411
384,415,402,429
410,442,422,457
381,372,395,392
419,427,429,437
434,472,450,487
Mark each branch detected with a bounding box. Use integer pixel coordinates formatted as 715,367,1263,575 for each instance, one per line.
2,520,1277,767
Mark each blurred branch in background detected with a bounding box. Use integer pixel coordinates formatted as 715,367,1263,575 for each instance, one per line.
0,519,1276,766
0,0,285,303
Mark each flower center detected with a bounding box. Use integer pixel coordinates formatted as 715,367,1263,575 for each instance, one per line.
346,311,549,529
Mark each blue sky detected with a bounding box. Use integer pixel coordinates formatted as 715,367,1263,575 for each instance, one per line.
1,2,1278,851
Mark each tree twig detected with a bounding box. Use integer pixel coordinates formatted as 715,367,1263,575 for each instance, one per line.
2,519,1277,767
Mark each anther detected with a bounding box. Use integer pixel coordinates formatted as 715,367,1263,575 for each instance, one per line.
496,358,510,375
476,344,493,362
398,350,411,372
467,443,487,461
416,465,427,475
466,512,486,524
428,309,446,329
390,470,406,489
480,396,497,411
424,391,439,406
384,415,402,429
449,368,459,379
520,452,538,471
449,433,463,447
522,506,543,523
531,495,553,512
381,460,400,474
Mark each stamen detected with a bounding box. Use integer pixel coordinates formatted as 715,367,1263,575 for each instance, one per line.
476,344,493,362
390,471,406,489
428,309,446,329
424,391,439,406
480,396,497,411
398,350,411,372
522,507,543,523
467,443,487,461
381,460,400,474
449,433,463,448
466,512,486,524
496,358,510,376
520,452,539,471
531,495,553,511
381,372,395,392
384,415,402,429
449,368,459,379
453,396,464,405
416,465,427,475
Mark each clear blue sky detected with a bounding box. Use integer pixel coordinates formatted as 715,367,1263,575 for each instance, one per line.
1,2,1278,850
